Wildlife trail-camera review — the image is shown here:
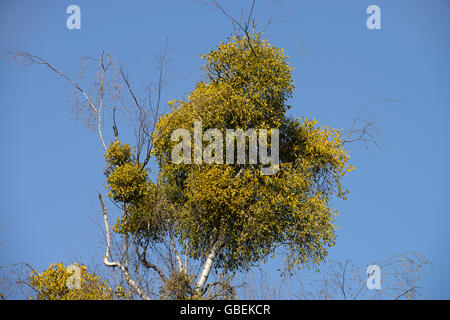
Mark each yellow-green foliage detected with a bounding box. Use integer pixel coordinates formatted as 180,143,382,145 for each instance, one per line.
105,140,132,168
154,34,294,159
104,141,170,240
112,182,170,240
106,162,149,203
29,263,128,300
152,34,354,271
104,141,149,204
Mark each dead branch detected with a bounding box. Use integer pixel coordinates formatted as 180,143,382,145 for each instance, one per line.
207,0,258,57
343,97,402,150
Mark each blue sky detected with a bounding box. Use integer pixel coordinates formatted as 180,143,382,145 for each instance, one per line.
0,0,449,298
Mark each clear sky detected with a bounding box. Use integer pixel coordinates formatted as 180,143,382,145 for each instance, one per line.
0,0,449,298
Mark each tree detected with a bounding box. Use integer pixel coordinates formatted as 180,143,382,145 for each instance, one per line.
101,30,354,298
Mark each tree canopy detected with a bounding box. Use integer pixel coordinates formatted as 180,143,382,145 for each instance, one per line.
104,34,353,296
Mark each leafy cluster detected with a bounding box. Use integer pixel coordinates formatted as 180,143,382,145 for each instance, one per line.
105,140,132,168
107,162,149,203
29,263,128,300
104,141,169,240
105,141,148,204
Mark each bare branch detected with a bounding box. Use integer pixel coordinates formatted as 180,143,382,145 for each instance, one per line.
135,243,167,283
208,0,258,57
99,193,150,300
6,50,108,151
394,286,422,300
343,98,403,150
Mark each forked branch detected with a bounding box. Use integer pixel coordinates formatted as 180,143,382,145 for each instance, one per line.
98,193,150,300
